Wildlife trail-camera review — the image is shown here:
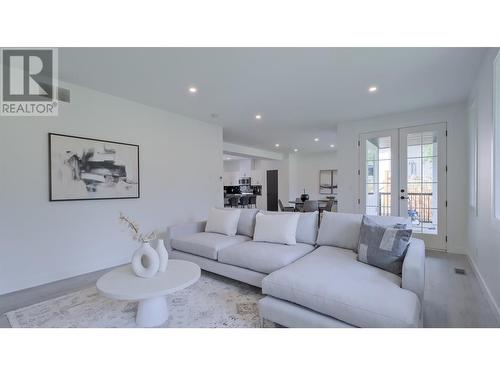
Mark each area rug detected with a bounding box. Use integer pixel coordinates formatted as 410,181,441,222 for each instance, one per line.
6,271,273,328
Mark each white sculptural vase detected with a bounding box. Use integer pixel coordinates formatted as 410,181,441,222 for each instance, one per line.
132,242,160,278
155,239,169,272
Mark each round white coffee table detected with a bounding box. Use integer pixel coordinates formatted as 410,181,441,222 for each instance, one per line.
96,260,200,327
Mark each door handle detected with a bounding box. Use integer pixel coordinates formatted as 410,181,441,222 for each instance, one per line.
400,196,406,200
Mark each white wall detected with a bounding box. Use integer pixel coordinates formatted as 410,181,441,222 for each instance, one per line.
293,151,338,201
336,102,469,254
467,48,500,316
223,159,255,186
223,159,252,174
0,81,223,295
223,160,245,173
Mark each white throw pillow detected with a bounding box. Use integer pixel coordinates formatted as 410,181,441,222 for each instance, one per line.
205,208,241,236
259,210,318,245
253,212,300,245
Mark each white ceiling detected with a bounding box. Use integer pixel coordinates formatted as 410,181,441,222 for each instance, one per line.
59,48,486,153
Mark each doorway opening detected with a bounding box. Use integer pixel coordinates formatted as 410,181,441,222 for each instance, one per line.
266,170,279,211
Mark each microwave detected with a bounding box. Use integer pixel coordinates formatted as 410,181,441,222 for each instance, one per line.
238,177,251,185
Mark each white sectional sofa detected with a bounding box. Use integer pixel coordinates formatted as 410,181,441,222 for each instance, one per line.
167,209,318,288
166,210,425,328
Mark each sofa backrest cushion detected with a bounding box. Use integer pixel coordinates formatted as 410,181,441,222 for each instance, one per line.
260,210,318,245
205,208,241,236
295,211,319,245
222,208,259,237
317,212,413,250
316,212,363,250
253,212,300,245
236,208,259,237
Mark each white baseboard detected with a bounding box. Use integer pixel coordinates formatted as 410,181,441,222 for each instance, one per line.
467,255,500,325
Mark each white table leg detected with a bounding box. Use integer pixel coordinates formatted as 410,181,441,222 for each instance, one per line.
136,296,168,327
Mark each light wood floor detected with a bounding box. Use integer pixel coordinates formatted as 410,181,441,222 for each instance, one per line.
424,250,499,327
1,250,498,328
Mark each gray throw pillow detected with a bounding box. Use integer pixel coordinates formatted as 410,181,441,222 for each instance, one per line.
357,215,412,275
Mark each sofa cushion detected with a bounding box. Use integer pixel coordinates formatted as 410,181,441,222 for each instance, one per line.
205,208,241,236
316,212,363,250
295,211,319,245
171,232,251,260
260,210,318,245
262,246,421,328
223,208,259,237
218,241,314,274
236,208,259,237
253,212,300,245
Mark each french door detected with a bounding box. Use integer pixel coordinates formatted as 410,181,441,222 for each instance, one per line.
359,123,447,250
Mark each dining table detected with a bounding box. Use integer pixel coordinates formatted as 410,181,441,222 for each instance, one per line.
288,199,331,210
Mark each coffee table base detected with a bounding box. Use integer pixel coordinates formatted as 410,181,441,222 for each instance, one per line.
136,297,168,327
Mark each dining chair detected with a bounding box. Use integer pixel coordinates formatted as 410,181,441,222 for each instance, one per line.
324,199,334,212
239,195,250,208
278,199,295,212
228,196,239,208
249,195,257,208
302,200,319,212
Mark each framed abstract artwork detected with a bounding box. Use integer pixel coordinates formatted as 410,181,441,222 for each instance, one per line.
319,169,338,194
49,133,140,201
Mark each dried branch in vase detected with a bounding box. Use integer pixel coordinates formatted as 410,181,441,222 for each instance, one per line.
119,212,158,243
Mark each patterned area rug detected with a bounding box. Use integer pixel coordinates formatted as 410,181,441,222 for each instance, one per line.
6,272,273,328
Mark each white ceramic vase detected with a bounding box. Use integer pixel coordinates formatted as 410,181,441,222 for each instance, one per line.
131,242,160,278
155,239,169,272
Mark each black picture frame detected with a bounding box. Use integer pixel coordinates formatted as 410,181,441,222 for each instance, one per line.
48,133,140,201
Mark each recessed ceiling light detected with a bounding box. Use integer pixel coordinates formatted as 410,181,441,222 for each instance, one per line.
189,87,198,93
255,114,262,120
330,144,335,148
293,148,298,152
368,86,378,93
314,138,319,142
275,143,280,147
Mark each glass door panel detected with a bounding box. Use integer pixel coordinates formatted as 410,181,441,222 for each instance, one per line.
360,130,398,218
360,123,447,250
399,124,447,250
